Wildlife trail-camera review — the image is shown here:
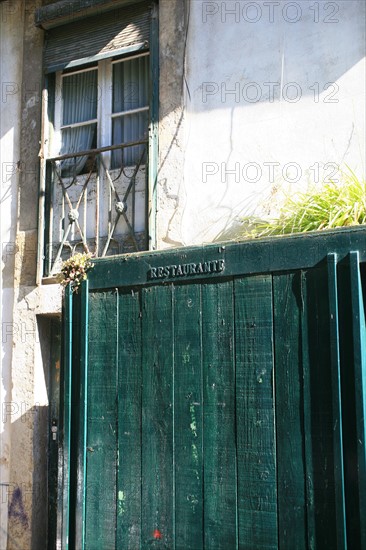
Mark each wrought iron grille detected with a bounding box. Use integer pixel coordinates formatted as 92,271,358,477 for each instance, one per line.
43,140,148,277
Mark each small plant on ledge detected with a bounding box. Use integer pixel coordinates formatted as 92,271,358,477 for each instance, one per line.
57,252,94,293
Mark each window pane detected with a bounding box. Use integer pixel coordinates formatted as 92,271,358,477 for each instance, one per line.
61,123,97,176
61,69,97,175
113,56,149,113
112,111,148,167
112,56,149,167
62,70,98,125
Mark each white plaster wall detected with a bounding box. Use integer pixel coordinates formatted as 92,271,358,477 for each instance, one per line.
180,0,366,244
0,1,23,546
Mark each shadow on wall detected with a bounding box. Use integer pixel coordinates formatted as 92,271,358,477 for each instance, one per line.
188,0,366,112
3,405,48,550
3,316,61,550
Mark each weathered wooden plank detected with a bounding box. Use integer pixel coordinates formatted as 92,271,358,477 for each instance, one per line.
68,291,82,550
61,286,72,550
338,255,363,549
73,282,89,549
349,251,366,548
299,271,315,550
327,254,347,549
274,273,307,549
235,275,277,549
202,280,237,549
68,288,91,548
303,266,339,548
141,285,174,549
173,284,203,549
116,290,143,549
84,291,118,550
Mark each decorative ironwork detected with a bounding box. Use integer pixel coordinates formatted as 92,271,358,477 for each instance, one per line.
43,140,148,277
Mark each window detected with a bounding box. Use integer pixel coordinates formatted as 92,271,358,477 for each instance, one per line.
37,0,158,279
54,52,150,175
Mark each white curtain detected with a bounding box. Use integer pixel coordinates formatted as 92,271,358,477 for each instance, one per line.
61,70,97,176
112,56,149,168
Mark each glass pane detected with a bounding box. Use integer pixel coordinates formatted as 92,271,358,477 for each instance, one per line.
62,70,98,125
112,111,148,167
61,122,97,176
113,56,149,113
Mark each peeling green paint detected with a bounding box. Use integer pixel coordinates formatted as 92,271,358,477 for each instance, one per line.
183,343,191,364
189,403,197,438
118,491,126,516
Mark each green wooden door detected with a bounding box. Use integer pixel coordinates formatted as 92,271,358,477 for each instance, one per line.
60,228,366,549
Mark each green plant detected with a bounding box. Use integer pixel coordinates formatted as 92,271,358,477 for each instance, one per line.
240,168,366,239
57,252,94,293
